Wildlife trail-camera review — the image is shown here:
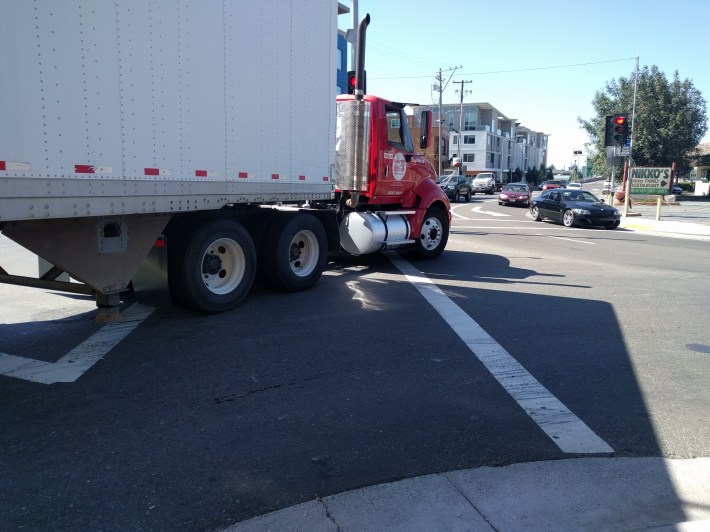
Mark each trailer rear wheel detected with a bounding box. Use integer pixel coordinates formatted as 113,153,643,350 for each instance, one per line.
409,205,449,259
261,213,327,292
169,219,256,313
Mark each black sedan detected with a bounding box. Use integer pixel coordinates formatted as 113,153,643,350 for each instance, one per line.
530,188,621,229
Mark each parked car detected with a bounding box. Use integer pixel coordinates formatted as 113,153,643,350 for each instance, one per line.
471,172,496,194
498,183,531,207
436,174,471,202
530,188,621,229
671,184,683,195
540,180,564,191
566,182,583,190
602,181,614,193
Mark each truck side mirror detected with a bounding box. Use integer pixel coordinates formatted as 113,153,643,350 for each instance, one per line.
420,110,432,149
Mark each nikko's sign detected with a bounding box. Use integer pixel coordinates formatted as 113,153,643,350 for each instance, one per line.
629,167,672,195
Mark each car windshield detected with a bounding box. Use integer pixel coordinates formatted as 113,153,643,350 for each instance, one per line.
562,190,600,202
437,176,454,184
504,184,527,191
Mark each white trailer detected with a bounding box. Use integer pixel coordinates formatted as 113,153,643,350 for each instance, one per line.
0,0,340,316
0,1,450,319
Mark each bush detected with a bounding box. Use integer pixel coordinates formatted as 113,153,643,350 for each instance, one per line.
679,182,694,192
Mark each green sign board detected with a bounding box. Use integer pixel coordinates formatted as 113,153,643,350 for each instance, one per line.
629,167,672,195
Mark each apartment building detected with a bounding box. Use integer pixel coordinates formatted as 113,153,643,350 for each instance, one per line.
409,103,548,181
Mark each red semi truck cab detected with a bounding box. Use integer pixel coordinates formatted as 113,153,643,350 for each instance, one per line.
334,94,451,259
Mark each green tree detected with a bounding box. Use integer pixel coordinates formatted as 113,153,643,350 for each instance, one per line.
578,65,707,177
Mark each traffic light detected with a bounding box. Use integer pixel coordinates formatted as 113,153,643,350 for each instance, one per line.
604,115,613,147
604,113,629,147
346,70,366,95
612,114,629,145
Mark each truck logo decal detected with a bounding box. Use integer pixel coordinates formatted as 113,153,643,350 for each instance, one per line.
392,152,406,181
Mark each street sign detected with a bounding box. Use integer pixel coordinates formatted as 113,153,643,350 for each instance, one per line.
629,167,672,195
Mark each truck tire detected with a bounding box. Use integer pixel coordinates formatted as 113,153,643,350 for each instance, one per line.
169,219,256,313
261,213,327,292
409,205,449,259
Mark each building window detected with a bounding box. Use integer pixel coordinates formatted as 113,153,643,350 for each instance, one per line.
452,135,458,145
463,154,475,162
463,135,475,144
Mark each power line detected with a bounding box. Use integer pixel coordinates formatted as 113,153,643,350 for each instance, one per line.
370,57,637,80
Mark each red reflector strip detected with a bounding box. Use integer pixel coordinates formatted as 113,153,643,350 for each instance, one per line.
195,170,207,177
153,238,166,248
75,164,95,173
1,160,32,172
299,175,306,181
271,174,279,180
145,168,160,176
238,172,248,178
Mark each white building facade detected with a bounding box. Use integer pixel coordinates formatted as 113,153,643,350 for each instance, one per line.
411,102,548,181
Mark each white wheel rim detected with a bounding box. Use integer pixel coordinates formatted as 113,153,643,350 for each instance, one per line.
289,230,319,278
201,237,246,295
420,216,443,250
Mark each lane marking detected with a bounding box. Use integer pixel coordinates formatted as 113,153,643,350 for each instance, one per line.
0,303,154,384
471,206,510,217
387,253,614,455
549,236,596,245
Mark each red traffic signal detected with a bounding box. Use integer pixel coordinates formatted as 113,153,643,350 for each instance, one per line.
612,114,629,145
346,70,366,95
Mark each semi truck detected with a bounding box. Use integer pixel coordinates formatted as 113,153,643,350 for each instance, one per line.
0,1,450,320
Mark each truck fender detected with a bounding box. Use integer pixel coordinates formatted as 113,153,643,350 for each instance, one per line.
402,178,451,236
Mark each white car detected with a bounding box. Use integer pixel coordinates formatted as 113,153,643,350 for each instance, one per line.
567,182,583,190
471,173,496,194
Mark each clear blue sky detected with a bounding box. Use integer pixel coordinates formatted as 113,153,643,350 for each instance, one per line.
340,0,710,170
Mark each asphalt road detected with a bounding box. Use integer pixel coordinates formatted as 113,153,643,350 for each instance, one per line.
1,200,709,531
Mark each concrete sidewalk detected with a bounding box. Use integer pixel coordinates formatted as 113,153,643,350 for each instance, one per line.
225,457,710,532
619,215,710,240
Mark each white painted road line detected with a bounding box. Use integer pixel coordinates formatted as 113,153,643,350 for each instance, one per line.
549,236,596,245
388,253,614,455
0,303,154,384
471,206,511,217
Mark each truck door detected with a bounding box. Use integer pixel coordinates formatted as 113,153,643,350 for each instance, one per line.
376,104,432,198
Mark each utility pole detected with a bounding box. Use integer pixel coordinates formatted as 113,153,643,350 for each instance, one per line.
454,80,472,174
434,66,461,176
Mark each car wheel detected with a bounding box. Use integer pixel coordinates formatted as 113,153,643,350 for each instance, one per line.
531,205,541,221
563,209,575,227
451,192,458,203
498,201,502,205
465,190,471,202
